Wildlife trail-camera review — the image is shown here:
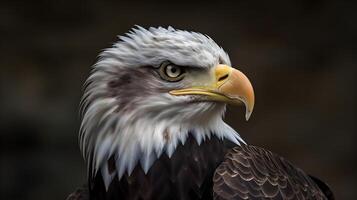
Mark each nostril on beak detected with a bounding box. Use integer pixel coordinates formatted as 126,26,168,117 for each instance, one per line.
218,74,229,82
215,64,232,85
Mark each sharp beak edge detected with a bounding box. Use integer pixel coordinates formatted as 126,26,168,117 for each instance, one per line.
170,65,255,120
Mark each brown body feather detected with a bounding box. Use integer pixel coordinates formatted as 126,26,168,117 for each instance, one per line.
67,136,332,200
213,145,331,200
87,135,233,200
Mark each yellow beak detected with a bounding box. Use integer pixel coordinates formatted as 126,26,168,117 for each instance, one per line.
169,65,255,120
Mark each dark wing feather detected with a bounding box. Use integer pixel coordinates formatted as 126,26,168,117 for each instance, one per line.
308,175,335,200
66,186,89,200
86,136,236,200
213,145,330,200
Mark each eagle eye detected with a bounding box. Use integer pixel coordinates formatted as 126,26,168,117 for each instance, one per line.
158,62,185,82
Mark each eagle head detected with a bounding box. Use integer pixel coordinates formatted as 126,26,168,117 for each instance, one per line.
79,26,254,188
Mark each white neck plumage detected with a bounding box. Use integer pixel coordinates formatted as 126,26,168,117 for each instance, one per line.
80,96,244,190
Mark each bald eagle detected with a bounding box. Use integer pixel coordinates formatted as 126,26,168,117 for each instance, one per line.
67,26,333,200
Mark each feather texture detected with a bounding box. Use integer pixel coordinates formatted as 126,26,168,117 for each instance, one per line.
69,26,334,200
88,136,235,200
79,26,240,185
67,142,333,200
213,145,329,200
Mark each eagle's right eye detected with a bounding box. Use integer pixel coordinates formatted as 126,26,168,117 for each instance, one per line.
158,62,185,82
165,65,182,78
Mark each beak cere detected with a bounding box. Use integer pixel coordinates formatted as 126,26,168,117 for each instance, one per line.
169,64,255,120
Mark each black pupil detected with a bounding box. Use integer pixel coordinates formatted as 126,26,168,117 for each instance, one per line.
171,67,177,73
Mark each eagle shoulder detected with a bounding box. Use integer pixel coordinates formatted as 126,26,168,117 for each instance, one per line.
213,145,331,200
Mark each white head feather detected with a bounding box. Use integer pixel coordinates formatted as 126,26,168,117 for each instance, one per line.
79,26,245,189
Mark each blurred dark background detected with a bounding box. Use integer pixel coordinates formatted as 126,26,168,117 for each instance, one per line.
0,0,356,199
